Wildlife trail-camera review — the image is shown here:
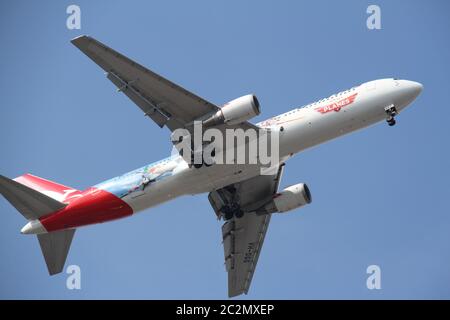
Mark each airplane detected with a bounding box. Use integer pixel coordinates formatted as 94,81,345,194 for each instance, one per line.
0,35,422,297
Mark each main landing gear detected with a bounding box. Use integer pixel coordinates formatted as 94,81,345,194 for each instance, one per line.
191,149,215,169
221,203,244,220
384,104,398,127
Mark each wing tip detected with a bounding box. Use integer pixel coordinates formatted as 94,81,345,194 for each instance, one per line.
228,291,247,298
70,34,91,48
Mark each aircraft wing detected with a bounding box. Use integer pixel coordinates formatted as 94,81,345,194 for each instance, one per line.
208,164,284,297
71,35,257,133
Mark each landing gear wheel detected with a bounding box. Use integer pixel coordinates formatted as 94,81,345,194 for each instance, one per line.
387,118,396,126
235,209,244,219
223,210,234,221
204,160,213,167
191,150,215,169
221,205,234,220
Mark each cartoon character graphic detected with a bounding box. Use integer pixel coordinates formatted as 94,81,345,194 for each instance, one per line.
94,157,181,199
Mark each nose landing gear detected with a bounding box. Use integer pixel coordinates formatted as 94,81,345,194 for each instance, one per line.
387,117,396,126
384,104,398,126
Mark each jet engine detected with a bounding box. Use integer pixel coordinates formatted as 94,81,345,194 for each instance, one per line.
265,183,312,213
203,94,260,127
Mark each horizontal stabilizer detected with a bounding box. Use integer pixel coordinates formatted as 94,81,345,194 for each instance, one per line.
38,229,76,275
0,175,67,220
14,173,80,202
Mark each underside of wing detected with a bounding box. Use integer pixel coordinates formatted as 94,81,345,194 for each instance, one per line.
71,35,218,131
222,212,271,297
209,165,284,297
222,213,271,297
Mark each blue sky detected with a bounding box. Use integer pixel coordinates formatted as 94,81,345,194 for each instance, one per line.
1,0,449,299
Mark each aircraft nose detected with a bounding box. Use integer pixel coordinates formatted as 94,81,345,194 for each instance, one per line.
394,80,423,109
402,80,423,98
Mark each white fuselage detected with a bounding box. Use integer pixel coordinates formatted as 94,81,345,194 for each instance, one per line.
98,78,422,214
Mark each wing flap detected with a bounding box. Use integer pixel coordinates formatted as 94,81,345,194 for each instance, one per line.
224,213,272,297
106,71,170,127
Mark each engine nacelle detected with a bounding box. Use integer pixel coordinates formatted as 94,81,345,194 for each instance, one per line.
203,94,260,127
266,183,312,213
